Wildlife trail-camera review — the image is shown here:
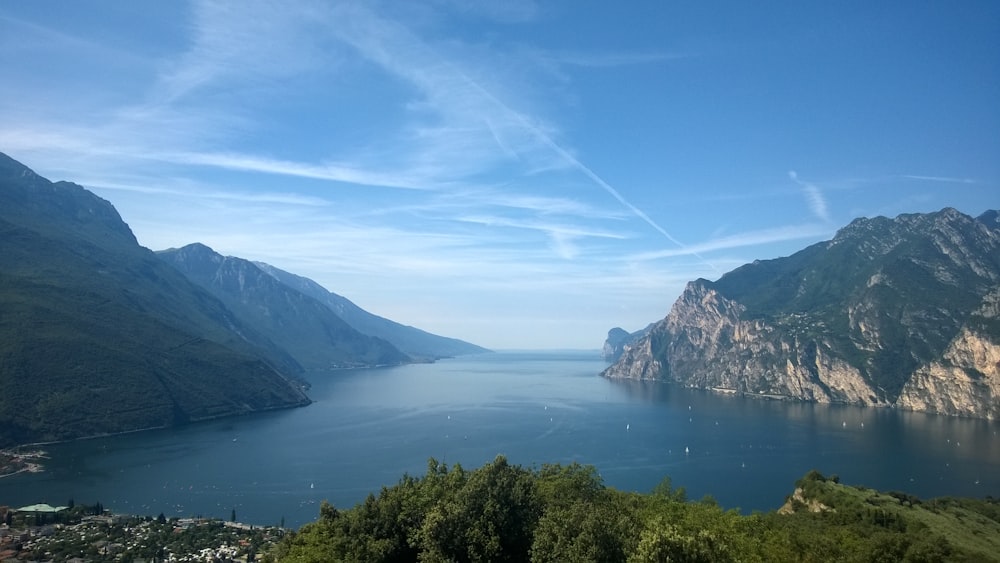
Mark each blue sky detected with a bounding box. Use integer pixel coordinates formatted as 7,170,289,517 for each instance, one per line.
2,1,997,349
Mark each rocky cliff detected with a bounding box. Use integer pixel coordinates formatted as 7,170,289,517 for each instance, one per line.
603,208,1000,419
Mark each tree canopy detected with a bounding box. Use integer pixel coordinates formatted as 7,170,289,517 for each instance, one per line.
268,458,1000,562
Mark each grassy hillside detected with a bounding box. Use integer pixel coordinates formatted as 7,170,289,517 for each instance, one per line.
270,459,1000,562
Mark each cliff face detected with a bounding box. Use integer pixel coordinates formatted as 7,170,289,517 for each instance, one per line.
601,326,652,362
896,291,1000,419
603,208,1000,419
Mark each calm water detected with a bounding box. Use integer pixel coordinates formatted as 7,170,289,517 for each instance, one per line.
2,351,998,528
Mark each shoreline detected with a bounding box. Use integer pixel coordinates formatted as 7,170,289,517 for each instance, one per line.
0,448,47,479
1,398,313,452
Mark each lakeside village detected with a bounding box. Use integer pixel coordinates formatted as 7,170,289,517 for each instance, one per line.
0,501,287,563
2,452,287,562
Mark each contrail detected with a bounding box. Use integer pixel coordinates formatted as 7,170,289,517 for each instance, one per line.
459,69,718,272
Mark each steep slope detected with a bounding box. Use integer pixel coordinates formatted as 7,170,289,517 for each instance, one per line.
0,153,309,447
602,325,652,362
158,244,411,370
603,208,1000,419
254,262,489,360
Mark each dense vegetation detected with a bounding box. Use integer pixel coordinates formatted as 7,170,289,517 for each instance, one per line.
271,457,1000,562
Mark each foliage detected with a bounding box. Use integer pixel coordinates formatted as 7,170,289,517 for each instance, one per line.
271,463,1000,562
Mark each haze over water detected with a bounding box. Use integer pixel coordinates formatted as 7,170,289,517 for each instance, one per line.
2,351,998,528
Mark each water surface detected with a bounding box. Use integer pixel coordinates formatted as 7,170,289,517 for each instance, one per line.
2,351,997,528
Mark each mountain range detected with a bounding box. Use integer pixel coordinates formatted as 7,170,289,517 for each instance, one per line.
0,152,484,447
158,244,487,370
603,208,1000,420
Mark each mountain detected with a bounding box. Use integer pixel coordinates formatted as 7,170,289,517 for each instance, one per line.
603,208,1000,419
254,262,489,360
601,325,651,362
0,153,309,447
158,244,412,370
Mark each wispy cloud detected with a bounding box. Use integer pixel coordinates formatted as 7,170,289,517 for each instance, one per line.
542,50,690,68
901,174,977,185
85,179,331,207
456,214,628,240
170,152,436,190
788,170,831,222
628,223,834,262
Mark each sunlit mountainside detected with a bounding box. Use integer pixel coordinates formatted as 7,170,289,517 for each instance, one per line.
605,208,1000,420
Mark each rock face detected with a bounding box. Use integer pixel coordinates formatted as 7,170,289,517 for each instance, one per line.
602,328,633,361
602,325,654,362
895,291,1000,419
603,208,1000,419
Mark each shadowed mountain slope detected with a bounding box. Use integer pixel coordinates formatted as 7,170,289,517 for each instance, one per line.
0,153,309,447
158,244,412,370
254,262,489,360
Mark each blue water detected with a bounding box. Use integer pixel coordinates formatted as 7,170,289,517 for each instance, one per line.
2,351,998,528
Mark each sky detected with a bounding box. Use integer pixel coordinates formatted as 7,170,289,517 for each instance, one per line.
1,1,998,350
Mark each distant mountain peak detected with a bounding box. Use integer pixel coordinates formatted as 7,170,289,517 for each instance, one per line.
253,261,489,360
159,245,414,370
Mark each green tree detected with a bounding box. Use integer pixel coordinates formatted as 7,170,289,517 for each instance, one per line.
628,522,732,563
420,455,540,562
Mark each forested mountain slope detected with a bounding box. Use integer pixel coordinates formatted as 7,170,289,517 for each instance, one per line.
0,153,309,447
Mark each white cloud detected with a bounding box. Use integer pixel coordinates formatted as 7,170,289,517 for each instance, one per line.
901,175,977,185
788,170,831,222
628,223,834,262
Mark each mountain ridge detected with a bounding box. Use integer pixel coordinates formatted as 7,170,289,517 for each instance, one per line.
0,153,310,447
253,262,489,360
158,243,414,371
602,208,1000,419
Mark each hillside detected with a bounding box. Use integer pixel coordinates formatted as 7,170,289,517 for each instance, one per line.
254,262,489,360
272,458,1000,562
0,153,310,447
158,244,411,370
603,208,1000,419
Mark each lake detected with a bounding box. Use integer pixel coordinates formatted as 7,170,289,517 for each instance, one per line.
2,350,998,528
